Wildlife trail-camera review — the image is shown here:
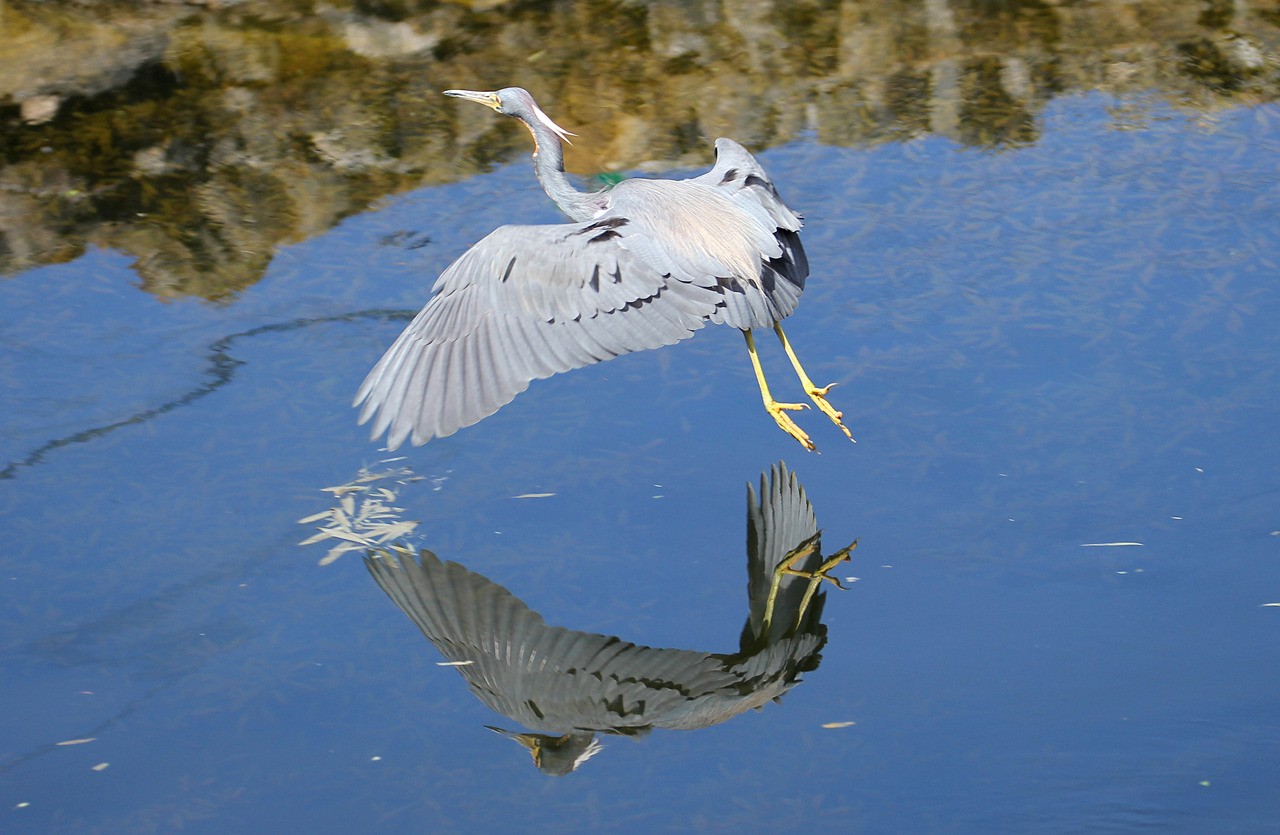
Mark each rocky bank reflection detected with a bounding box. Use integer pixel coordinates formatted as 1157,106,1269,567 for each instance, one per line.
3,0,1277,296
304,463,856,775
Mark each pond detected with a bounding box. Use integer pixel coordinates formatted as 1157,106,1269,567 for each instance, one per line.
2,1,1279,832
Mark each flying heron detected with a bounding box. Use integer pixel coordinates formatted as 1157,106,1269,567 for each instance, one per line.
355,87,852,451
365,462,857,774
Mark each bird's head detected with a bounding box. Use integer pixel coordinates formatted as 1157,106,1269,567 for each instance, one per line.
485,726,602,776
443,87,575,145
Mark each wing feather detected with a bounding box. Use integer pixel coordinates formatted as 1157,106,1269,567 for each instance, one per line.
386,343,431,449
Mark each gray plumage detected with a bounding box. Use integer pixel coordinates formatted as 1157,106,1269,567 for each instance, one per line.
355,87,807,449
364,462,852,774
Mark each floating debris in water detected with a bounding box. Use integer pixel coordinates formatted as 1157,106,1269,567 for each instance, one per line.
299,465,423,565
1081,542,1144,547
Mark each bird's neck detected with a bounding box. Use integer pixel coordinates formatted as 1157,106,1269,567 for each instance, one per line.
533,141,596,222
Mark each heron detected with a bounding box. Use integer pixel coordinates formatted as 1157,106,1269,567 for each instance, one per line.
364,462,857,774
355,87,852,451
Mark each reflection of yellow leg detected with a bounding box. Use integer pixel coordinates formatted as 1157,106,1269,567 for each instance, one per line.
745,329,814,451
762,536,859,632
774,323,854,442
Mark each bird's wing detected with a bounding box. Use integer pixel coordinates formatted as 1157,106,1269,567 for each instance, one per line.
692,138,804,236
354,218,723,448
365,549,736,734
691,138,809,328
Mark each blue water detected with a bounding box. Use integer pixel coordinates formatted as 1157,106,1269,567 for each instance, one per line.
2,93,1278,832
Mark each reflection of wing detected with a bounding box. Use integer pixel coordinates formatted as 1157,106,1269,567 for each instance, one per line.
365,462,839,742
355,139,808,450
744,462,825,645
366,548,738,735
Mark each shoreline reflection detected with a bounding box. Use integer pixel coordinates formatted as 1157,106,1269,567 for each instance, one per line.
4,0,1276,295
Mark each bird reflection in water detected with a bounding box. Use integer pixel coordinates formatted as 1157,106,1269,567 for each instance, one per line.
355,87,853,452
364,463,857,775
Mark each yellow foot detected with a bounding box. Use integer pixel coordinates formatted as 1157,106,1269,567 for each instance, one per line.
762,536,859,632
781,540,858,590
805,382,855,442
765,398,815,452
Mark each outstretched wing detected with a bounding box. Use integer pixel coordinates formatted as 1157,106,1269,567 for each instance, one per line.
355,216,723,449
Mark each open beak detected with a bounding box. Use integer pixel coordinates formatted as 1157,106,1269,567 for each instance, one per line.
442,89,501,111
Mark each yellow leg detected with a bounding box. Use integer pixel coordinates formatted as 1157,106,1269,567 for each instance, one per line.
744,329,814,451
762,535,859,633
788,540,858,630
774,323,854,442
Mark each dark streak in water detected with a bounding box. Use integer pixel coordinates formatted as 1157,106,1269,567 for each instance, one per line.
0,310,416,481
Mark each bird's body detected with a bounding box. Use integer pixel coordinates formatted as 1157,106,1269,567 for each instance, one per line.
355,87,849,450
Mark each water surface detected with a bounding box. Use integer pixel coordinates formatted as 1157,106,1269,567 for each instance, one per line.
2,2,1279,832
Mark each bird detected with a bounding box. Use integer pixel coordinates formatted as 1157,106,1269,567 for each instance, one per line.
364,462,857,774
354,87,853,451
